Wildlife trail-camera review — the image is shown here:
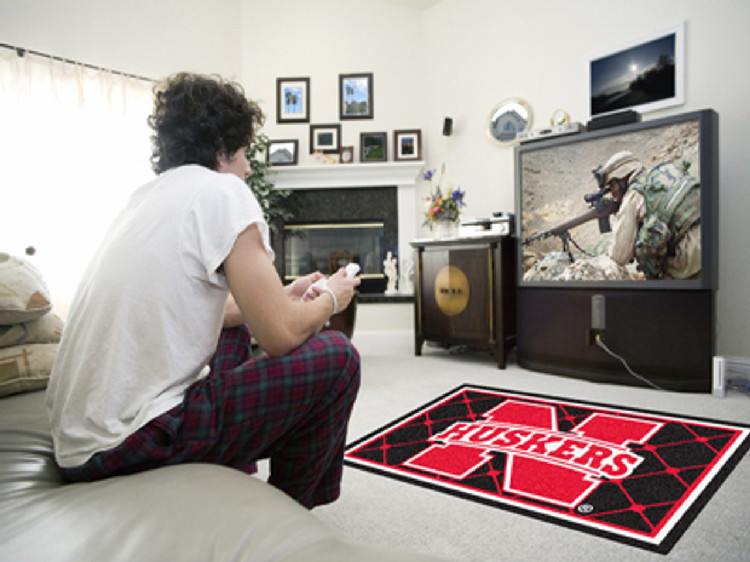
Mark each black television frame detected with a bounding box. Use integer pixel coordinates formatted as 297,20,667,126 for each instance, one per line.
513,109,719,392
516,109,718,290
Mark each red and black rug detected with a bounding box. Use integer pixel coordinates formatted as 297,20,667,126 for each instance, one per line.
344,385,750,554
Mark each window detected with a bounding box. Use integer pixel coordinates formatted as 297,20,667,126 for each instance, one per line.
0,48,154,318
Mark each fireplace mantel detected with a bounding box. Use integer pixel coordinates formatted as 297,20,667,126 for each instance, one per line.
271,161,425,190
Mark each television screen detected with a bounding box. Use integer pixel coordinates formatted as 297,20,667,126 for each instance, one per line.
516,109,718,290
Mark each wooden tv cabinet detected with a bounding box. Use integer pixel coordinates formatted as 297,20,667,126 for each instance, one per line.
410,235,516,368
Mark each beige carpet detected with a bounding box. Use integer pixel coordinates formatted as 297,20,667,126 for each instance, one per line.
300,330,750,562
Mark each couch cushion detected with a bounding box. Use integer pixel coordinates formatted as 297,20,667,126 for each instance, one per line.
0,391,445,562
0,312,64,349
0,253,52,325
0,343,58,397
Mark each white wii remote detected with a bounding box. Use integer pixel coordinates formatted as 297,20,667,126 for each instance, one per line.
302,263,360,300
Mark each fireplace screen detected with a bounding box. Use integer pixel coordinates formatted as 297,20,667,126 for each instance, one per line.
284,222,385,290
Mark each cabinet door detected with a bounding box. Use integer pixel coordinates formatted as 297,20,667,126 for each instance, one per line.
420,247,491,341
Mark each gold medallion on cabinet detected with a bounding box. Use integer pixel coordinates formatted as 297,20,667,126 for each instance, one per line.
434,266,470,316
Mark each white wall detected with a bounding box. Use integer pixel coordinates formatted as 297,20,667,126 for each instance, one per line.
0,0,243,79
1,0,748,356
240,0,427,162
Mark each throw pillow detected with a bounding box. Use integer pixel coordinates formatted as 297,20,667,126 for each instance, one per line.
0,343,58,397
0,253,52,325
0,312,64,349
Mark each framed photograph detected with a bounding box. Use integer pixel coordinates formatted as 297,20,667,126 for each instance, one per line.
360,132,387,162
589,22,685,119
310,123,341,154
267,139,298,166
393,129,422,161
339,146,354,164
339,73,373,120
276,77,310,123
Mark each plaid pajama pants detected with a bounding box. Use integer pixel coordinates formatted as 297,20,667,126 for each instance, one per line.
60,326,361,508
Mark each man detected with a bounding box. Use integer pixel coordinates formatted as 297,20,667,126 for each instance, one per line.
46,73,361,509
597,150,701,280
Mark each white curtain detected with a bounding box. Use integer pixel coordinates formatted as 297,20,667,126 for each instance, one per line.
0,48,155,319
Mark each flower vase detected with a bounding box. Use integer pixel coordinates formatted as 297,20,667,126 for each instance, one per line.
434,219,458,239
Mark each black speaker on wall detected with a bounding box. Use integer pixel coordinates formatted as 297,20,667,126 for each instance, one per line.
442,117,453,136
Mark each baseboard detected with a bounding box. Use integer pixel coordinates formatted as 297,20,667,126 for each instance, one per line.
356,301,413,331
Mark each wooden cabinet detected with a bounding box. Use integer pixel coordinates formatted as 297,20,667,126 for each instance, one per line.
411,235,516,368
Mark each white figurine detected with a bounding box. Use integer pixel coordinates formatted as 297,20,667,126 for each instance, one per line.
401,257,414,294
383,251,398,295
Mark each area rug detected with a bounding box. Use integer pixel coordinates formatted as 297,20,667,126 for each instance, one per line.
344,385,750,554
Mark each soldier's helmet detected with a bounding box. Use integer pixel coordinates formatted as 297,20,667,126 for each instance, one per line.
597,151,643,187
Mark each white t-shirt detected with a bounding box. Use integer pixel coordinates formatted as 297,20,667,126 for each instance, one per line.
46,165,273,467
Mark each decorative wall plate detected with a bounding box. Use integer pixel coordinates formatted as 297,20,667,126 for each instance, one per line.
487,98,533,146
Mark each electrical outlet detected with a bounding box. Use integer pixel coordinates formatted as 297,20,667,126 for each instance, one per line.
587,329,604,346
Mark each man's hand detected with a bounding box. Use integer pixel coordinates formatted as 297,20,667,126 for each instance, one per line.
287,271,326,301
317,267,360,312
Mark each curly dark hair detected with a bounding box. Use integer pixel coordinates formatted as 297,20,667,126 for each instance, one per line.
148,73,264,174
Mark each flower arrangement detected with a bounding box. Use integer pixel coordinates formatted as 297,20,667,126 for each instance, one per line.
422,164,466,227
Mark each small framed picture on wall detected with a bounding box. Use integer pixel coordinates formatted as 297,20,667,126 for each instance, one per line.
339,73,373,120
393,129,422,161
310,124,341,154
266,139,299,166
360,132,387,162
276,77,310,123
339,146,354,164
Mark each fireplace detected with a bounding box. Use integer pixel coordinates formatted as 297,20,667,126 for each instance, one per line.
276,186,397,293
269,161,424,297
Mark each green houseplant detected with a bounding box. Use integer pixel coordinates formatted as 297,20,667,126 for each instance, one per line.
245,133,293,232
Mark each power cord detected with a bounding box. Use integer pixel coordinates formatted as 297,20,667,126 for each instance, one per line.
594,334,665,391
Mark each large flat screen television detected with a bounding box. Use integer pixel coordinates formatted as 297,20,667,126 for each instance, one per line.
514,109,718,391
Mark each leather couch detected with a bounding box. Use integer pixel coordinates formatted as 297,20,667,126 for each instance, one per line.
0,389,443,562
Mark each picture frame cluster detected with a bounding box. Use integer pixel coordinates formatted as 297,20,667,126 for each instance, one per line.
269,73,421,166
